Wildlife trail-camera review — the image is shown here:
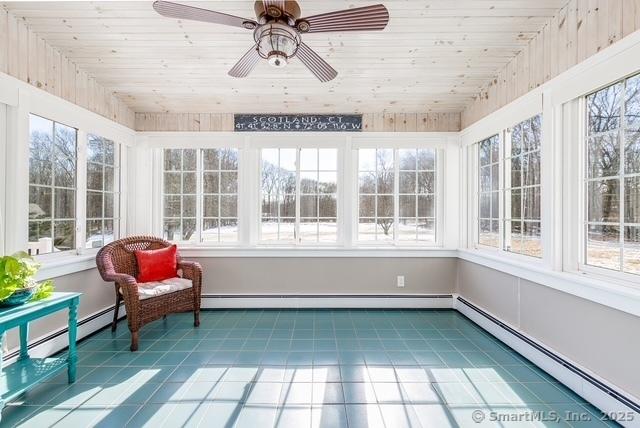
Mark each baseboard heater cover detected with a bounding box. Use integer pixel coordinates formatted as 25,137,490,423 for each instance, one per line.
200,293,454,309
456,296,640,415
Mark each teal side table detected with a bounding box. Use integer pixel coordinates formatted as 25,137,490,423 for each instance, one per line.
0,292,81,420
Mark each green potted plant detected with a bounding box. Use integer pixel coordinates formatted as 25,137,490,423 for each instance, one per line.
0,252,54,306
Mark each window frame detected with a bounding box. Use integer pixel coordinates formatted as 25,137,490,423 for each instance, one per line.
352,145,444,248
85,134,121,250
471,114,543,260
579,72,640,280
257,144,343,247
161,148,241,246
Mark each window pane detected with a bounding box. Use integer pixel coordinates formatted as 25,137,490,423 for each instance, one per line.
54,221,75,251
417,149,435,170
300,195,317,218
625,75,640,131
164,195,182,218
480,194,490,218
300,219,318,242
399,171,415,193
87,163,103,191
522,221,542,258
261,218,278,241
55,189,75,219
587,179,620,222
203,172,219,194
480,166,491,192
588,83,622,133
300,149,318,170
203,149,220,170
182,219,196,241
280,149,296,171
359,196,375,217
399,195,416,217
183,173,197,194
359,149,376,171
183,195,196,217
220,149,238,170
479,220,498,248
220,219,239,243
586,225,620,271
86,220,103,249
624,132,640,174
54,156,76,188
164,149,182,171
204,195,219,218
359,172,376,193
399,149,417,170
510,156,521,188
318,219,337,242
417,219,435,242
623,226,640,274
376,219,394,241
625,176,640,223
417,171,434,194
319,195,337,218
220,172,238,193
418,195,434,218
87,137,104,163
358,219,376,241
202,219,219,242
319,149,337,170
54,124,76,160
280,195,296,217
479,140,491,166
29,186,51,219
508,189,521,220
87,191,103,218
398,218,417,241
587,134,620,178
523,187,540,220
29,159,52,185
163,219,181,241
183,149,197,171
318,172,337,193
505,221,522,254
377,195,393,217
300,171,318,193
511,124,523,156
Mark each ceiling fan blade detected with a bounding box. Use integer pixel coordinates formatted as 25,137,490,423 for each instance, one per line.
298,4,389,33
228,45,261,78
296,42,337,82
153,1,257,29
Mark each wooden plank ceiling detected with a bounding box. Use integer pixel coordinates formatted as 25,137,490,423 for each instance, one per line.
2,0,569,114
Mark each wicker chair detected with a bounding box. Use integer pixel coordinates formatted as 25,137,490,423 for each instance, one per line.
96,236,202,351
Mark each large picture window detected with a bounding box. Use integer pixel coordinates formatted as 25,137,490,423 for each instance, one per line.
260,148,338,243
357,148,437,244
86,135,119,249
202,148,238,243
585,73,640,274
28,115,77,255
163,149,197,243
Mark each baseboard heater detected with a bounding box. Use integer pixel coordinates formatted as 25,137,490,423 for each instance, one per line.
456,296,640,414
201,293,453,299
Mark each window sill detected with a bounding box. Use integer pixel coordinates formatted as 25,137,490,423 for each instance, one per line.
178,246,458,258
35,252,97,281
458,248,640,318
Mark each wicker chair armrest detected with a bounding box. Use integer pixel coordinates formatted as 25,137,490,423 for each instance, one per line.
178,261,202,280
108,273,138,286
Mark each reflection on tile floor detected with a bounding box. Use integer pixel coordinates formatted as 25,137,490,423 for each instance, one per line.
1,310,619,427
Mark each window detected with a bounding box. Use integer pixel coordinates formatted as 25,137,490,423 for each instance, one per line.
478,135,500,248
505,115,542,257
163,148,239,244
28,115,77,255
585,73,640,274
86,135,120,249
202,148,238,243
163,149,197,242
260,148,338,243
357,148,437,244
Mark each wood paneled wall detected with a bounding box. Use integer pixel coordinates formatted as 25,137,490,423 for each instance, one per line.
0,9,135,129
135,112,461,132
462,0,640,128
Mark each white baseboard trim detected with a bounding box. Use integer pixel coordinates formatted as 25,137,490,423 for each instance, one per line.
200,294,454,309
454,296,640,428
2,304,126,366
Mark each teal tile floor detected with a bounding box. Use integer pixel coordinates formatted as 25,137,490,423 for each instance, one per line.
1,309,619,427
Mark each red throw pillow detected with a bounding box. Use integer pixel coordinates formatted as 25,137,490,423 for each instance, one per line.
134,245,178,283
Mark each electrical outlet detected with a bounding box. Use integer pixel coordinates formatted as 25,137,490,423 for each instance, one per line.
397,275,405,288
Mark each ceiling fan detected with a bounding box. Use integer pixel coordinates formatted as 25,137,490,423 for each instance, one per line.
153,0,389,82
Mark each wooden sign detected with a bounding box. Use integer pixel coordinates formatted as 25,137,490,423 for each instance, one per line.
234,114,362,132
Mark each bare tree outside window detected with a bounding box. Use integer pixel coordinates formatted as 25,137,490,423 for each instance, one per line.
585,73,640,274
28,114,77,255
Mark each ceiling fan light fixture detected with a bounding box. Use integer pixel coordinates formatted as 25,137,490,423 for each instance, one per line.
255,22,300,67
